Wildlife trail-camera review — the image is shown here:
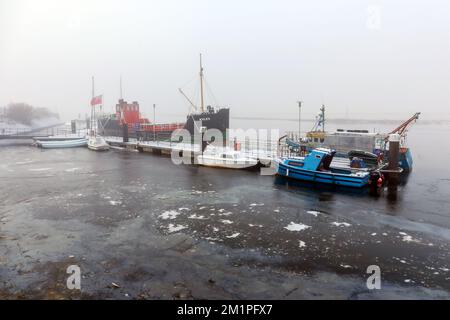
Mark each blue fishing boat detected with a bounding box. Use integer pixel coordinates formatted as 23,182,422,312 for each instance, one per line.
275,148,370,188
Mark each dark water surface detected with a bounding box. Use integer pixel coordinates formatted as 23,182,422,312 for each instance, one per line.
0,122,449,299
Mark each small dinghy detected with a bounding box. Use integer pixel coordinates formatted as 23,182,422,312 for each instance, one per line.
197,146,259,170
275,148,370,188
87,135,110,151
36,138,88,149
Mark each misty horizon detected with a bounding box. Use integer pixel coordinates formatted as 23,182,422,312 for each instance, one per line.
1,0,450,123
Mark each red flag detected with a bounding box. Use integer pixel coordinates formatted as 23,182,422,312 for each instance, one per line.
90,95,103,106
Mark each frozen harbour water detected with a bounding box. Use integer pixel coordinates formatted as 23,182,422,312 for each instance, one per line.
1,123,450,299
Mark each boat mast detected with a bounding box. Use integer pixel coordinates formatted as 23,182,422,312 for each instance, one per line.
199,53,205,113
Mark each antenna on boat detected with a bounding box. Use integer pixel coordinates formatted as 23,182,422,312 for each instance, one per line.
320,104,325,132
199,53,205,113
297,101,302,139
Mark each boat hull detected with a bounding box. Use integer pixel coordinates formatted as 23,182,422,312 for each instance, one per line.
276,160,369,188
36,139,87,149
197,156,259,170
98,108,230,140
87,136,110,151
399,148,413,172
88,145,110,151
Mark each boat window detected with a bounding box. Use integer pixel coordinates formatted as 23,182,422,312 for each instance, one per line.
287,161,303,167
320,138,324,143
314,138,318,142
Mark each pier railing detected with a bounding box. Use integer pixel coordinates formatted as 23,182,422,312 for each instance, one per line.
0,125,78,139
102,128,282,160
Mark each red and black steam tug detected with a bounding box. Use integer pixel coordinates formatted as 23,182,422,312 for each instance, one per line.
98,55,229,142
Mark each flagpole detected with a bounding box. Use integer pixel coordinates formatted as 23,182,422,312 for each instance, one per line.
91,76,95,136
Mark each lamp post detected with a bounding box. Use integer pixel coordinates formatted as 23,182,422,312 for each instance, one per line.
297,100,302,140
153,104,156,141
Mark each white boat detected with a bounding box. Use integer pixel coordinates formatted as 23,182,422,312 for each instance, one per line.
87,135,110,151
85,78,110,151
196,146,259,170
36,138,88,149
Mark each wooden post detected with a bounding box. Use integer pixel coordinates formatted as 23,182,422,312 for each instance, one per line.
388,134,400,172
387,133,400,200
123,123,129,143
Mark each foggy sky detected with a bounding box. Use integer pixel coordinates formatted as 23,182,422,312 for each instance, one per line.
1,0,449,122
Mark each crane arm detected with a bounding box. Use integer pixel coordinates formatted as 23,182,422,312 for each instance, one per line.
178,88,197,112
385,112,421,141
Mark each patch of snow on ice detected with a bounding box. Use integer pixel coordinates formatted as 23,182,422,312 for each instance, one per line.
331,222,351,227
188,214,206,220
284,222,311,232
399,232,421,244
167,224,187,233
15,160,33,165
159,210,180,220
307,210,321,217
226,233,240,238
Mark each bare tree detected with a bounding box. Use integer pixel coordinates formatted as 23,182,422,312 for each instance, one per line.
5,103,59,125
